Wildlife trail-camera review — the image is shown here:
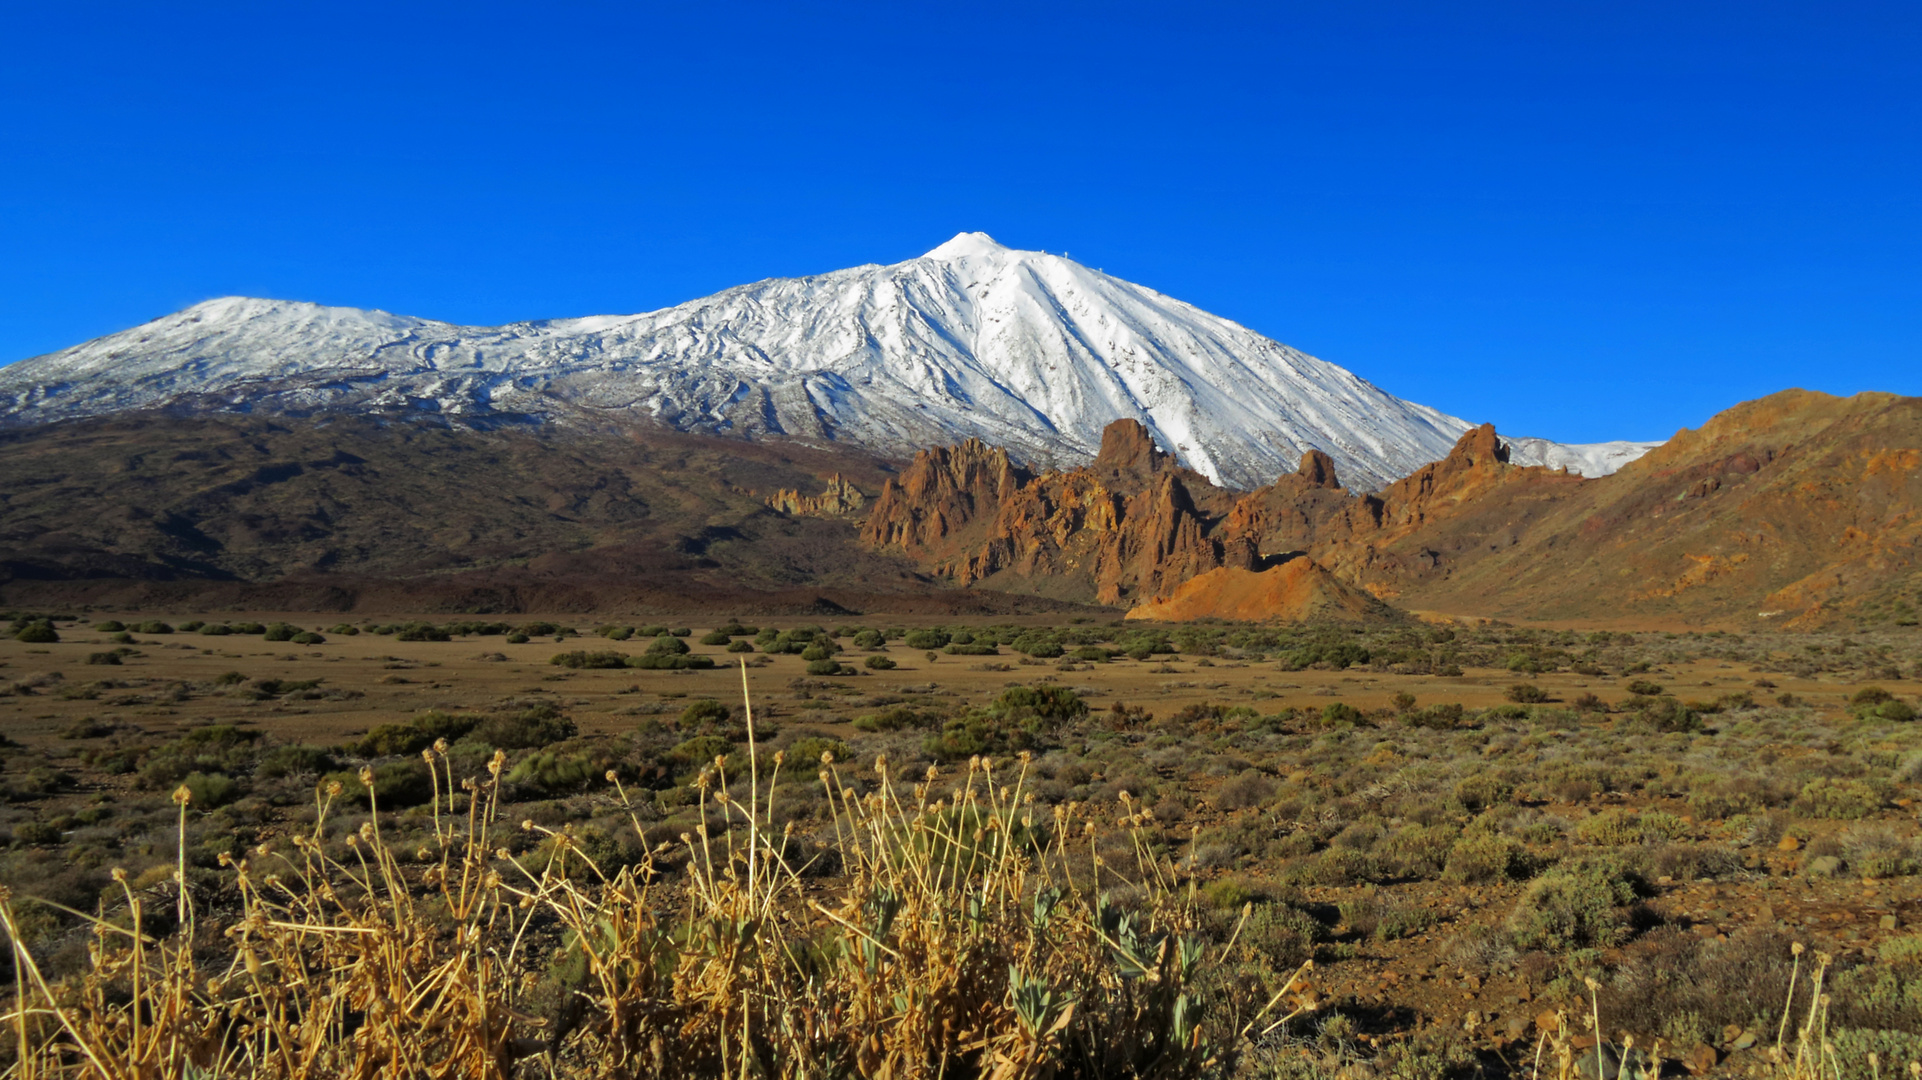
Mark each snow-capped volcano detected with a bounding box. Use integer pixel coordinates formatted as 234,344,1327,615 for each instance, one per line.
0,232,1653,490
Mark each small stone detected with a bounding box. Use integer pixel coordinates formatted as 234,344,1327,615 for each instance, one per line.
1881,914,1900,930
1506,1016,1531,1042
1806,855,1843,878
1537,1009,1563,1034
1778,835,1803,852
1731,1029,1758,1051
1684,1044,1720,1075
1721,1024,1743,1046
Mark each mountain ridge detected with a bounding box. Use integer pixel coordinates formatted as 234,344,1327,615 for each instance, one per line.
0,233,1655,491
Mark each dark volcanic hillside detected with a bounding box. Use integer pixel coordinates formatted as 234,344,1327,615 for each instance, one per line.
0,416,1084,615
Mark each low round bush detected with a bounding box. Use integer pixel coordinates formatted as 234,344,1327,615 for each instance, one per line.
699,631,731,646
805,658,843,676
903,629,951,650
726,639,755,653
864,655,897,670
14,622,58,644
646,635,690,656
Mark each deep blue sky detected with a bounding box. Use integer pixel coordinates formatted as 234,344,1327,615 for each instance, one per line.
3,2,1917,443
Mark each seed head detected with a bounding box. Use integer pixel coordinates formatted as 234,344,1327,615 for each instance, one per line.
172,784,192,807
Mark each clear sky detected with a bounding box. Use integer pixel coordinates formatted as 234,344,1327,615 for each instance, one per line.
2,1,1916,444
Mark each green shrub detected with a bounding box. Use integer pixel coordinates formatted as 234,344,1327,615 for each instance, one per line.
505,751,604,795
903,629,951,650
134,621,173,635
646,635,690,656
326,761,435,807
699,631,731,646
14,622,57,644
854,706,940,733
630,653,715,670
805,658,844,676
199,624,233,636
1455,775,1515,812
1576,808,1646,845
473,705,578,750
1232,904,1325,970
1279,641,1370,671
1851,686,1895,708
326,624,360,636
395,623,451,642
944,642,998,655
181,771,240,808
1507,857,1643,951
1444,832,1529,884
256,744,338,779
669,735,735,770
864,654,896,670
550,650,631,669
1630,696,1700,733
679,700,731,729
506,633,530,644
1403,702,1468,730
1794,777,1886,820
1339,895,1437,941
785,736,850,766
85,652,122,666
726,639,755,653
92,621,125,632
262,623,299,642
355,711,479,757
12,821,61,846
1318,702,1365,727
291,632,326,645
1506,684,1549,704
1626,679,1665,696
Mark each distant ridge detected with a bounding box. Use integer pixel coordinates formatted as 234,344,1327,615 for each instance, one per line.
0,233,1655,490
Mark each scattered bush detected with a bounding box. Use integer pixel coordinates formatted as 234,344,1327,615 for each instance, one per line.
550,650,631,669
356,711,480,758
1794,777,1886,820
474,705,578,750
1508,857,1643,950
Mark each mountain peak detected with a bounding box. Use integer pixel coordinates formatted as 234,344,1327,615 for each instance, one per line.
922,231,1010,260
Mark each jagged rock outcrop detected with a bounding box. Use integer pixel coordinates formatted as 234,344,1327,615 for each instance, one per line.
860,390,1922,626
766,474,867,517
862,419,1240,602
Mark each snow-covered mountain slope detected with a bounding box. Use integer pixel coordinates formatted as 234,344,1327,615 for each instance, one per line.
0,232,1654,490
1501,436,1663,478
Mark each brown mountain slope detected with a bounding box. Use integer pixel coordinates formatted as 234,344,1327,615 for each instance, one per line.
1124,558,1399,623
1357,390,1922,626
859,391,1922,627
0,415,1096,616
